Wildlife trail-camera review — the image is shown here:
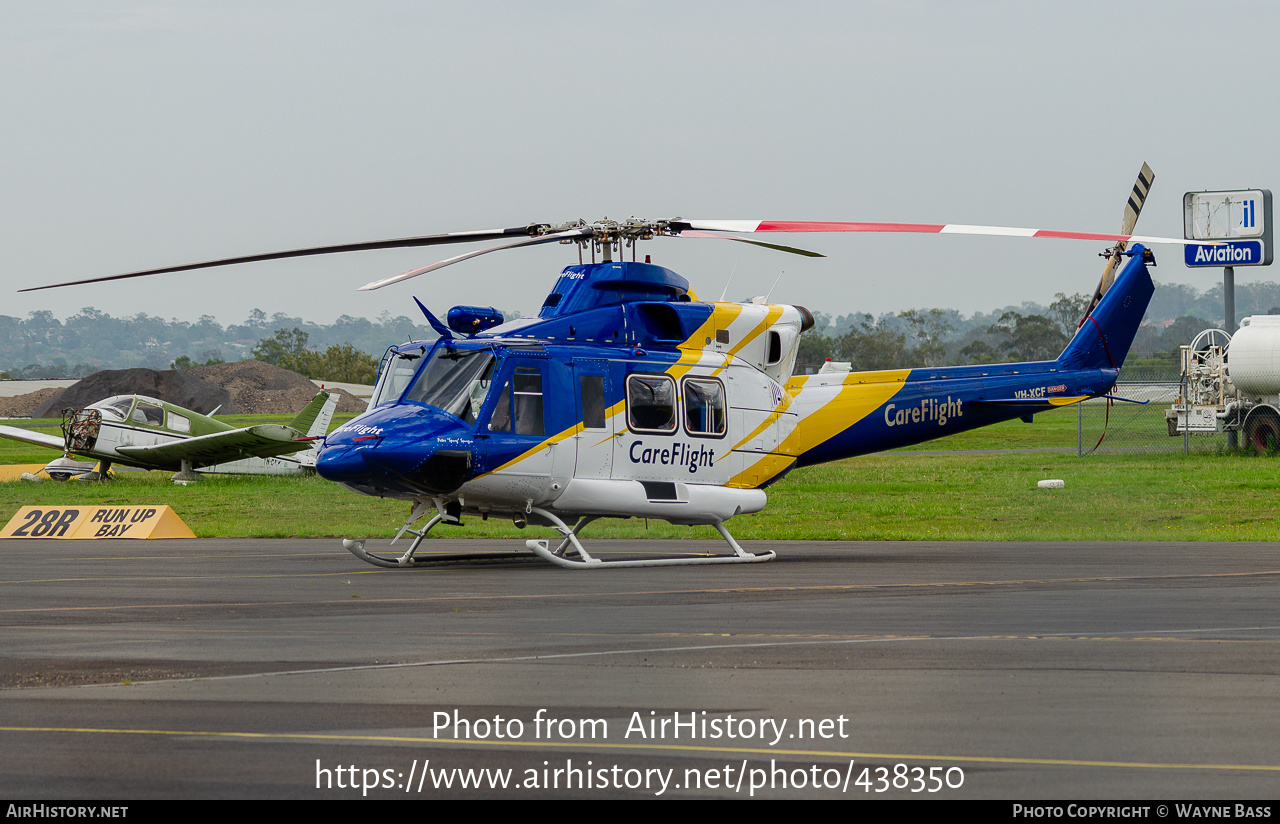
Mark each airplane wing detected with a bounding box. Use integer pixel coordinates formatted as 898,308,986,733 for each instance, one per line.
115,424,308,468
0,424,65,451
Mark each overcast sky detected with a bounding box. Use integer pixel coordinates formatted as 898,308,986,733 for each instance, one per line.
4,1,1278,327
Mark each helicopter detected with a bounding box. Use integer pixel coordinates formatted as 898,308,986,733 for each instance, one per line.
25,170,1203,568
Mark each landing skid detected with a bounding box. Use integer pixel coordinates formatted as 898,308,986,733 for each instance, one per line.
340,503,775,569
341,509,527,568
524,507,774,568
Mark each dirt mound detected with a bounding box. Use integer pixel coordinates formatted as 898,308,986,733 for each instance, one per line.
0,387,65,419
189,360,366,415
35,369,230,418
192,360,321,414
327,389,368,415
5,360,367,419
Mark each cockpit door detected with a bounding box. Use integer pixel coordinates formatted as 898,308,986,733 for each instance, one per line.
572,360,613,480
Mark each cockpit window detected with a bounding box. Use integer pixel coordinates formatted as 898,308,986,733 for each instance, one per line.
486,366,545,436
403,349,496,424
90,397,135,422
131,402,165,426
371,347,425,408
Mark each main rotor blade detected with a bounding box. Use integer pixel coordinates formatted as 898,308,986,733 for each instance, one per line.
358,227,595,290
676,230,825,257
19,225,547,293
675,219,1195,246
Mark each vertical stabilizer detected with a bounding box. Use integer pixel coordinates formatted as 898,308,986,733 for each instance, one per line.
290,391,338,469
289,391,337,437
1058,246,1155,371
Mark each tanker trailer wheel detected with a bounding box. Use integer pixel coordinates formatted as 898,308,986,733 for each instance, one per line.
1244,409,1280,454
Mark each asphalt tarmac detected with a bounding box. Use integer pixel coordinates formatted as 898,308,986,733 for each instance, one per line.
1,537,1277,800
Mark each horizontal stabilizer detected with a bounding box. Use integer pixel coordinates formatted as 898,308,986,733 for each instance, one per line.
116,424,306,468
969,396,1089,406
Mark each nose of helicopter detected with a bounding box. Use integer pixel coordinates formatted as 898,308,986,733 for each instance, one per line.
316,408,478,496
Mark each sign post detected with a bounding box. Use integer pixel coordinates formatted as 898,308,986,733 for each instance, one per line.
1183,189,1273,332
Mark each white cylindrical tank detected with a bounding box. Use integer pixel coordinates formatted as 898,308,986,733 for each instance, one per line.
1226,315,1280,397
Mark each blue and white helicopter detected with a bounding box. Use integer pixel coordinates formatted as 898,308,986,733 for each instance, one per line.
29,169,1198,569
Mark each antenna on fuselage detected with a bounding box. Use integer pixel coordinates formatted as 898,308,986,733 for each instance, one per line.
719,260,739,302
763,270,785,304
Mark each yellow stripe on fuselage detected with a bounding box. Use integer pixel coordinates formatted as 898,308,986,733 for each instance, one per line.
723,391,796,460
726,368,912,488
726,305,785,359
479,422,583,477
668,303,744,381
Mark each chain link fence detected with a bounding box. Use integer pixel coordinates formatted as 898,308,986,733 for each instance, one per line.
1077,368,1232,455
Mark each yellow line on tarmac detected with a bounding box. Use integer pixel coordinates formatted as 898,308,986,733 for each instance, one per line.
2,726,1278,772
4,569,1280,613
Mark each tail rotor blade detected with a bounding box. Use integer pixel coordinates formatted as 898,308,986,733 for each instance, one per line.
1084,163,1156,320
1122,162,1156,237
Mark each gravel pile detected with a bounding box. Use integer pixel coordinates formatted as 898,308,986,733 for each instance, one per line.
34,368,231,418
0,387,64,419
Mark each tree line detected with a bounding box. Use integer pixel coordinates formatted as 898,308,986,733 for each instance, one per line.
4,279,1280,380
795,287,1280,376
0,307,452,380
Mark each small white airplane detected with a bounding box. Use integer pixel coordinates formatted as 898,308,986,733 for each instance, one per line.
0,391,337,482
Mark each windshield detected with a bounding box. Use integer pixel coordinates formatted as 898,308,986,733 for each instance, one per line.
89,396,136,422
371,347,426,408
403,348,496,424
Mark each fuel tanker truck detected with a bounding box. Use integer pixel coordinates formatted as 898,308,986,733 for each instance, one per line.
1167,315,1280,451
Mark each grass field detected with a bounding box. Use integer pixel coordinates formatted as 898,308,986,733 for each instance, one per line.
2,408,1276,541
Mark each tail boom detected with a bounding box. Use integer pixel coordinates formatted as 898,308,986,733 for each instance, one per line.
769,247,1154,473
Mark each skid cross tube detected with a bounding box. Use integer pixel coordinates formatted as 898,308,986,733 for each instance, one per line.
523,506,775,569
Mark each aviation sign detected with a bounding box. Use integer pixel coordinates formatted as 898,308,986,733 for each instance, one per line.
1183,189,1273,267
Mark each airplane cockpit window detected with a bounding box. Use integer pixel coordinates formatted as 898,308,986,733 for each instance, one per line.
371,348,424,408
131,401,165,426
682,378,727,437
627,374,677,433
485,366,545,436
403,349,496,424
90,397,135,422
167,412,191,433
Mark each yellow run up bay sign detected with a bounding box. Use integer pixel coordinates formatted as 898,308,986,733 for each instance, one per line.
1,505,195,539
